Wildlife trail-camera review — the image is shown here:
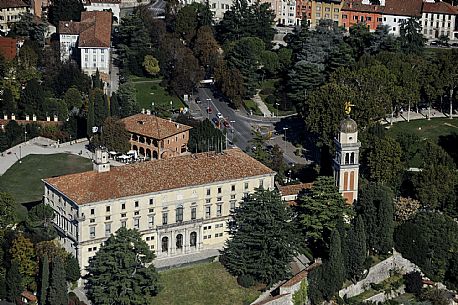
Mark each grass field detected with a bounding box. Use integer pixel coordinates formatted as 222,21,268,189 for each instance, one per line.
387,117,458,143
154,262,260,305
133,81,183,114
0,154,92,220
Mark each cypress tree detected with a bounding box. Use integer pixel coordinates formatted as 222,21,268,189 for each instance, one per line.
48,256,67,305
110,93,120,117
65,255,80,283
321,230,345,300
378,191,394,254
6,260,23,303
39,255,49,305
346,215,367,281
87,98,95,135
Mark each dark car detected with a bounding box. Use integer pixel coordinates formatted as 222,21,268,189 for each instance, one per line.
212,117,220,128
195,97,201,104
223,120,230,128
207,107,213,114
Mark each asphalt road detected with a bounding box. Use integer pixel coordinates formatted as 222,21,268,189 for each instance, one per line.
194,87,255,151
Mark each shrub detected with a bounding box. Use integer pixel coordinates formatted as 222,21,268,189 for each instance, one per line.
404,271,423,294
237,274,255,288
260,88,274,96
265,95,276,104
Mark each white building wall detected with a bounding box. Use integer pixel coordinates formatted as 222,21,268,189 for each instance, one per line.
84,3,121,23
59,34,79,61
80,47,110,76
45,173,275,272
421,12,458,41
381,14,410,36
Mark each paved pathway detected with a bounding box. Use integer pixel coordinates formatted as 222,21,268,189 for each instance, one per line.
0,137,124,175
252,90,272,117
382,108,457,125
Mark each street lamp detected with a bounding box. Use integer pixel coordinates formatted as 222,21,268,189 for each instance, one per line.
275,103,279,118
152,102,155,114
230,120,235,144
283,127,288,154
170,100,173,112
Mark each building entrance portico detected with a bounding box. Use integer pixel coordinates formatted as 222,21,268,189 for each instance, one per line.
156,225,203,259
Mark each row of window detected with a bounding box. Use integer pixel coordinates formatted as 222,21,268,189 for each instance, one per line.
424,13,452,21
424,21,452,28
316,13,339,19
203,233,223,239
316,6,339,13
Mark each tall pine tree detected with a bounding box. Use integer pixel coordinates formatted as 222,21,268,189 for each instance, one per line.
6,260,23,303
48,256,67,305
321,230,345,300
39,255,49,305
346,215,367,281
221,188,298,287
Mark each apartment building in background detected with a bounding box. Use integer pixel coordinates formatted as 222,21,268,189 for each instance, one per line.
120,114,192,160
59,11,112,78
82,0,121,23
0,0,28,33
43,148,275,272
308,0,342,28
421,0,458,41
341,0,383,31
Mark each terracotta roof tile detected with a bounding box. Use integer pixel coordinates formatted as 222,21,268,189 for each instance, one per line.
281,262,321,287
44,148,275,205
342,0,423,17
121,114,192,140
278,183,312,197
423,1,458,15
0,0,27,9
21,291,37,302
58,11,112,48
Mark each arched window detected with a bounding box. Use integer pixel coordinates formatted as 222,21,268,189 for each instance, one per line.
190,232,197,247
345,153,349,165
350,152,355,164
176,234,183,249
176,206,183,223
161,236,168,253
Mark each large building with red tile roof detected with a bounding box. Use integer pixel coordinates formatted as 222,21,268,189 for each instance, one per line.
120,113,192,160
43,148,276,272
59,11,112,79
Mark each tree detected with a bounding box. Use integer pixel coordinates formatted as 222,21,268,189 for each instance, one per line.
48,256,67,305
221,188,298,287
86,228,160,305
65,255,80,283
193,26,221,73
188,119,226,153
48,0,84,26
0,87,17,114
63,87,82,110
214,58,245,108
39,255,49,305
19,78,45,117
356,183,394,255
89,89,108,127
10,234,37,287
4,120,23,147
117,82,140,117
142,55,160,76
94,117,130,153
174,3,208,43
26,203,56,242
404,271,422,294
394,212,458,282
16,41,40,83
292,280,308,305
394,197,420,222
346,215,366,281
6,260,23,303
321,230,345,300
366,136,403,186
398,18,426,54
9,13,46,46
296,176,353,255
0,192,17,235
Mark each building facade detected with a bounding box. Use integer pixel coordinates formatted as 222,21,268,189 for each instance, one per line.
0,0,28,33
421,0,458,41
341,0,383,31
332,117,360,204
309,0,342,28
59,11,112,77
43,148,275,272
296,0,311,24
263,0,297,26
120,114,192,160
82,0,121,24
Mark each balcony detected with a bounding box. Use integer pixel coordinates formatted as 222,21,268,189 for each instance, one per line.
73,212,86,222
156,218,203,231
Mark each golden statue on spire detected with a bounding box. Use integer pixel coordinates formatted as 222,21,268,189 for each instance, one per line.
344,101,355,115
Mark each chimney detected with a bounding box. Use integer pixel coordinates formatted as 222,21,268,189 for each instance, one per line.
32,114,36,121
3,114,7,120
11,113,15,120
53,115,58,122
25,114,30,121
175,123,180,129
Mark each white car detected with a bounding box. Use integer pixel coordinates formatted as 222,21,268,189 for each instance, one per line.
217,112,223,119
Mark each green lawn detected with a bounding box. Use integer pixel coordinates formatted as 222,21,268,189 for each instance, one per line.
133,81,184,116
387,117,458,143
0,154,92,220
154,262,260,305
243,100,263,116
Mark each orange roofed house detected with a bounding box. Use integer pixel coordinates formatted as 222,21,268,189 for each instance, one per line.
58,11,112,80
120,114,192,160
341,0,383,31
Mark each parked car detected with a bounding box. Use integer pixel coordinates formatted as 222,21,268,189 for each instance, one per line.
223,120,230,128
207,107,213,114
195,97,201,104
217,112,223,119
212,117,220,128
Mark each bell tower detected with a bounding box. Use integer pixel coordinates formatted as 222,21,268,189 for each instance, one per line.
93,147,110,173
333,117,361,204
